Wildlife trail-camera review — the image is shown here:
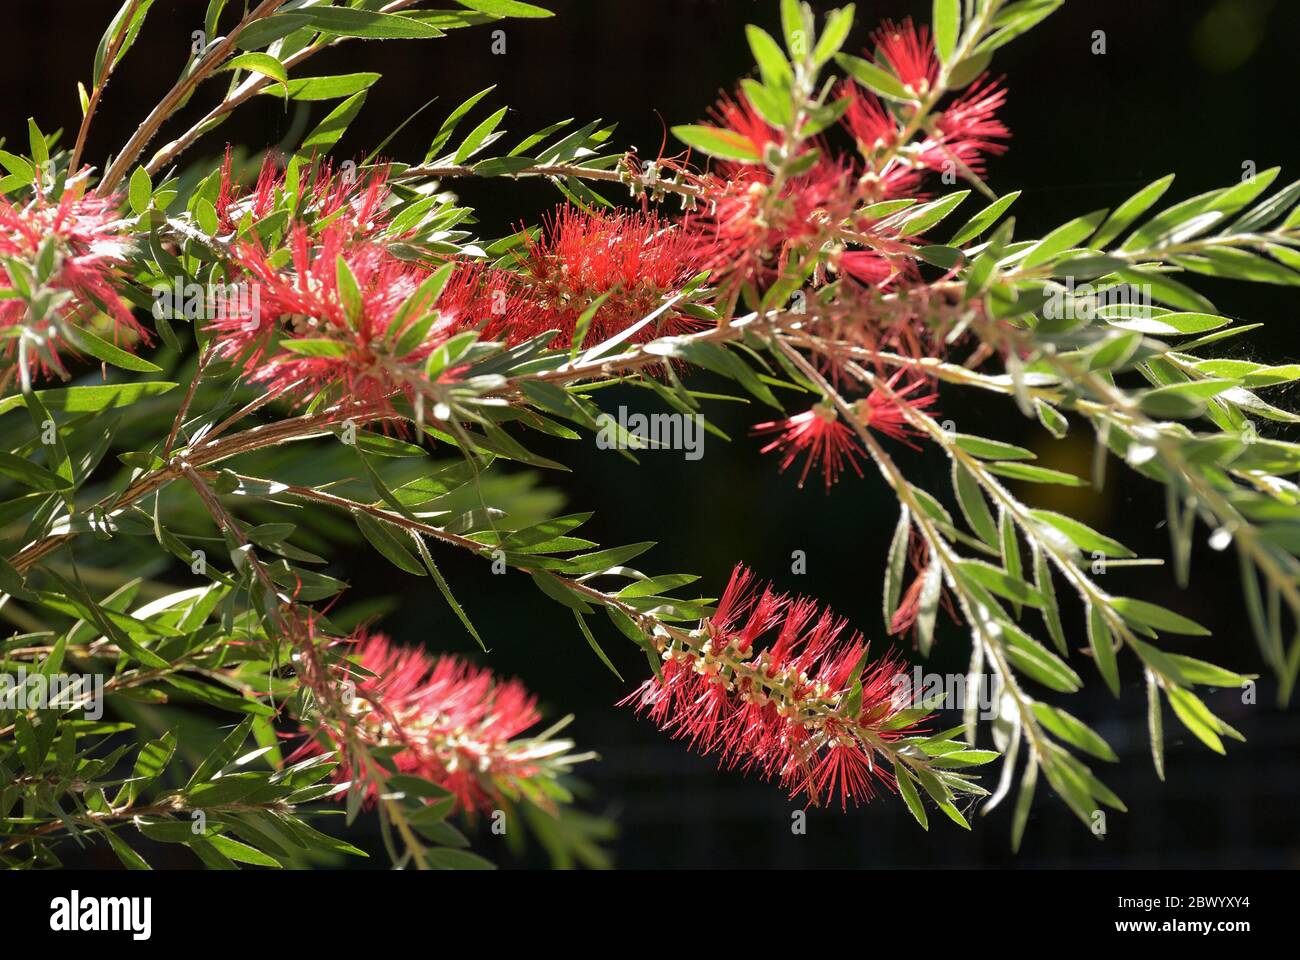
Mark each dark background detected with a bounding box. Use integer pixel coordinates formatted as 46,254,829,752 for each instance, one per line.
9,0,1300,868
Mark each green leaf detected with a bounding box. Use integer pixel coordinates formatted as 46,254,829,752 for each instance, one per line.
1090,173,1175,249
1110,597,1210,636
426,847,496,869
27,118,48,175
953,434,1035,461
1010,757,1037,852
1105,311,1229,336
974,0,1063,56
952,461,997,545
301,92,367,153
103,831,152,870
985,463,1086,486
67,325,162,373
573,611,622,680
933,0,960,63
1029,509,1134,558
236,14,311,51
0,150,35,184
671,124,761,163
117,731,176,807
1087,603,1120,697
335,255,363,325
884,507,910,630
1022,210,1107,268
263,73,381,101
835,53,910,101
300,8,442,38
206,834,282,867
1160,654,1249,687
187,717,253,789
1117,267,1215,314
812,5,854,66
453,106,508,164
1146,670,1165,780
425,86,496,159
454,0,553,17
950,191,1020,246
1003,624,1081,693
746,25,792,88
94,0,156,80
1031,703,1117,761
1033,547,1067,655
531,570,593,612
1086,331,1143,373
956,560,1045,608
410,536,486,650
128,165,152,215
221,52,288,91
279,338,349,358
1034,399,1068,438
898,191,970,237
894,761,929,830
1165,686,1224,754
355,512,426,576
0,452,71,492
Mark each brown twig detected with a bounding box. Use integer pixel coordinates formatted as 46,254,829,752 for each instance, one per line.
99,0,290,194
144,0,426,177
70,0,145,174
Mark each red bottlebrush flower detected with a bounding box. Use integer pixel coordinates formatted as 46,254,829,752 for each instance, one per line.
841,82,900,155
753,402,865,491
434,259,540,344
689,159,855,287
838,249,898,288
682,85,859,285
297,631,555,815
870,18,939,97
214,223,449,411
855,371,938,446
0,190,146,382
921,77,1010,177
503,205,706,347
214,148,392,239
621,564,920,809
838,83,928,201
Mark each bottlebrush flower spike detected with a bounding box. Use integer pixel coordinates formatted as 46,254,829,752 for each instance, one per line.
871,19,939,97
841,82,900,155
839,83,926,201
214,148,392,238
215,224,450,410
682,86,858,286
690,158,856,287
855,371,938,447
505,205,706,346
436,259,542,344
299,630,585,815
0,190,145,382
921,77,1011,177
837,249,902,289
622,565,921,809
753,402,865,491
